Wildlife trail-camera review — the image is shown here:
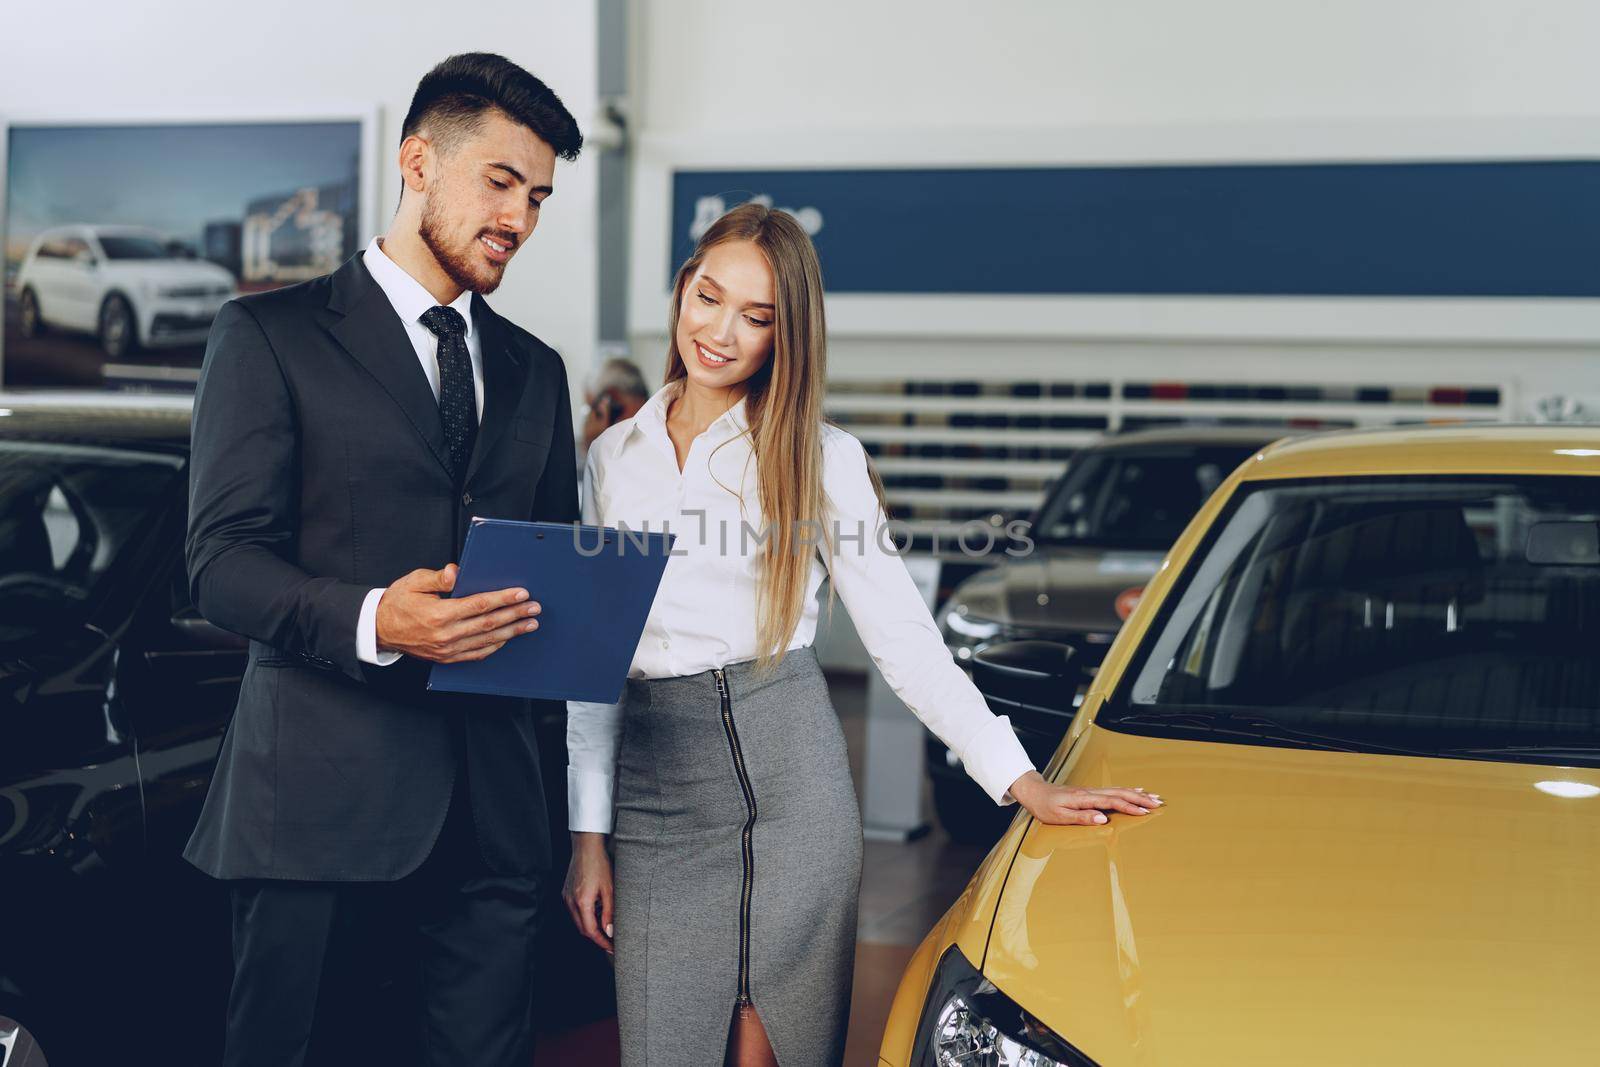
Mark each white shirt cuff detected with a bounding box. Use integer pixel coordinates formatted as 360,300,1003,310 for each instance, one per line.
959,714,1037,806
356,587,402,666
567,765,617,834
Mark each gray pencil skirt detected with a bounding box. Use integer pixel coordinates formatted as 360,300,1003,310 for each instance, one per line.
611,646,863,1067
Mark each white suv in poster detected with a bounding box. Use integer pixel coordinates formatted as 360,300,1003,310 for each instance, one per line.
15,225,237,360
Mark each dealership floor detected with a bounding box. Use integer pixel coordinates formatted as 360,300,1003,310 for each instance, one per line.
536,671,989,1067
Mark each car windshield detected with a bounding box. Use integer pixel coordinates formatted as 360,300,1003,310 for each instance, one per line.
1107,475,1600,767
97,234,175,260
1032,445,1264,550
0,441,182,647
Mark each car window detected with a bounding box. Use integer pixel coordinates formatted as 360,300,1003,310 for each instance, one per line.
0,442,182,647
60,237,93,260
1110,475,1600,767
1033,446,1260,550
97,235,173,260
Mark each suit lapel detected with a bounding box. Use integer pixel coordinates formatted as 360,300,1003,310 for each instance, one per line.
324,254,453,477
464,293,531,485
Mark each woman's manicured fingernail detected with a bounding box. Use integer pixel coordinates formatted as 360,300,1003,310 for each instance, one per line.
1092,813,1107,824
605,923,614,937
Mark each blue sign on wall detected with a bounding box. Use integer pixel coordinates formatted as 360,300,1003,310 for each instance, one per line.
670,161,1600,297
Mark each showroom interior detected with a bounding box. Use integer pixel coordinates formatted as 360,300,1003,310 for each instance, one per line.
2,2,1597,1065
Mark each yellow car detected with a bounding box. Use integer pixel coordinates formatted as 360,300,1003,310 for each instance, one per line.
881,425,1600,1066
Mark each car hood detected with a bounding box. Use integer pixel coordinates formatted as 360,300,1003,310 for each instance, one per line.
949,547,1161,636
983,723,1600,1064
100,259,235,287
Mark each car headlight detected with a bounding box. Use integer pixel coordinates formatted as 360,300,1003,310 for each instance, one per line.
914,946,1097,1067
944,608,1002,641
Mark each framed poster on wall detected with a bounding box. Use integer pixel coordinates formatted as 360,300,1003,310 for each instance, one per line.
1,109,380,391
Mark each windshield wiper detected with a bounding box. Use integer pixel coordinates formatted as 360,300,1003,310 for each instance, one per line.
1109,708,1442,759
1447,744,1600,758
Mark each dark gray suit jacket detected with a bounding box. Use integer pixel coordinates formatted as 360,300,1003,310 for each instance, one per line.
183,252,578,882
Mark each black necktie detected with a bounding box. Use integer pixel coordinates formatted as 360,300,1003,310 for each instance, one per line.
419,305,477,483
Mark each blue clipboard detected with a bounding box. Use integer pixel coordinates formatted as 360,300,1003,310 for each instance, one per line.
427,518,675,703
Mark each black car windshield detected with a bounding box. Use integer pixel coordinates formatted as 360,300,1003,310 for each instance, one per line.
0,441,182,646
97,234,174,260
1033,445,1263,550
1106,475,1600,767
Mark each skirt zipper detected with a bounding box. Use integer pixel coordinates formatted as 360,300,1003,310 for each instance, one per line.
714,667,758,1007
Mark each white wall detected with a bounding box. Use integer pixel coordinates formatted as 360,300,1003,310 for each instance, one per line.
634,0,1599,132
623,0,1600,417
0,0,600,401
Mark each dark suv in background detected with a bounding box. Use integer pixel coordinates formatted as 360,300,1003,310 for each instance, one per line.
929,426,1286,841
0,400,234,1062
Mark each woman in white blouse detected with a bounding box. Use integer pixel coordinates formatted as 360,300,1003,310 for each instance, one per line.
563,203,1160,1067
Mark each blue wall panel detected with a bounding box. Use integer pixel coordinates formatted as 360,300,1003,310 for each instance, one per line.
670,161,1600,297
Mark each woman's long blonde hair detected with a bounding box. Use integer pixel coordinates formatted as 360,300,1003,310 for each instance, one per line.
664,202,884,671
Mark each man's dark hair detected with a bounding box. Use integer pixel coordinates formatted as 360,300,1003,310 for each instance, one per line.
401,52,583,161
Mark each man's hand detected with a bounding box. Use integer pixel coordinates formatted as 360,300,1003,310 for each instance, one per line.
1009,770,1162,826
374,564,541,663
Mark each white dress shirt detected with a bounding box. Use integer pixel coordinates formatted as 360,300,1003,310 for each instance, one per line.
354,236,484,666
565,383,1035,834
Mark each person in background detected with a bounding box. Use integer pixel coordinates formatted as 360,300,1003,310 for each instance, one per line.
579,356,650,469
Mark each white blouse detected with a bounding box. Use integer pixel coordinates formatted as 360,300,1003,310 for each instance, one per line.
565,383,1035,834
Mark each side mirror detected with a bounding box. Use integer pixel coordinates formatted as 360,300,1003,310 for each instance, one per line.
74,250,97,268
171,612,248,650
972,640,1084,717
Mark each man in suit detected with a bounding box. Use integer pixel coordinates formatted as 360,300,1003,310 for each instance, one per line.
184,53,583,1067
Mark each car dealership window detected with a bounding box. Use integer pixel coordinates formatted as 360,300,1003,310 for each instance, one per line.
1114,476,1600,765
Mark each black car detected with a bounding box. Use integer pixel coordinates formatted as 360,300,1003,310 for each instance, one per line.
928,426,1288,842
0,399,608,1064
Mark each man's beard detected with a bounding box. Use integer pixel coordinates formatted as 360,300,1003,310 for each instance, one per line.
419,195,507,295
